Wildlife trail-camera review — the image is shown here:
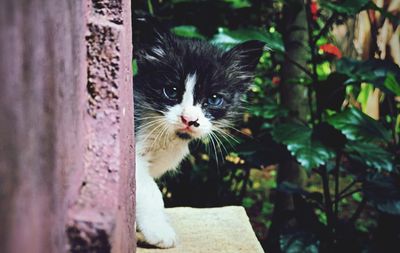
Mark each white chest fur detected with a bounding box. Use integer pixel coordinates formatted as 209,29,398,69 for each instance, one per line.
136,134,190,178
135,133,188,248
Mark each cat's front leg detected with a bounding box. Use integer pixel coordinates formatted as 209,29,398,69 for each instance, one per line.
136,158,177,248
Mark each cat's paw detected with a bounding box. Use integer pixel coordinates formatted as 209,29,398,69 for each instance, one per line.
139,222,177,248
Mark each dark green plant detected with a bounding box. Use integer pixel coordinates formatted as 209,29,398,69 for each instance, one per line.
134,0,400,252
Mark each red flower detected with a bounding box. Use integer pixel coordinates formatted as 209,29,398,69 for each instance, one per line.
319,43,342,59
310,1,319,21
272,76,281,86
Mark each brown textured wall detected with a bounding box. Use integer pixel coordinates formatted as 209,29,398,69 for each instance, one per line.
0,0,134,252
67,0,135,252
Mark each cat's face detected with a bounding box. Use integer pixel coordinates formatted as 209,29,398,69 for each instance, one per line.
134,31,264,141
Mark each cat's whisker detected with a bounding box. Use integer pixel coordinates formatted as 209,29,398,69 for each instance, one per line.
136,125,163,136
142,122,166,145
210,131,228,162
160,123,174,150
148,123,163,150
136,119,166,132
212,126,240,145
209,133,223,177
136,108,163,115
138,115,165,120
150,122,169,151
208,133,219,168
136,104,166,115
163,125,171,148
160,124,170,149
136,119,164,129
212,128,237,150
213,121,252,139
202,136,210,155
137,115,165,122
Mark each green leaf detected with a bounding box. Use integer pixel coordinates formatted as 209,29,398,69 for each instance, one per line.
364,174,400,215
321,0,370,15
132,59,138,76
316,73,347,112
170,25,206,40
211,27,284,53
169,0,194,3
352,192,363,202
356,83,374,111
316,61,331,78
313,122,347,151
261,202,274,215
223,0,251,9
242,197,255,208
336,58,400,96
384,73,400,96
326,108,391,142
277,181,310,196
363,2,400,25
345,141,394,172
248,99,288,119
271,123,335,170
280,231,319,253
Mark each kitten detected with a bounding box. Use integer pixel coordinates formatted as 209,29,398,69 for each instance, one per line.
134,15,265,248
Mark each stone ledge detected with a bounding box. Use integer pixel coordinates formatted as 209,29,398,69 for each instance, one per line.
137,206,264,253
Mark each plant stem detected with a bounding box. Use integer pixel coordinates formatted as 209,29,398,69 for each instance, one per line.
320,166,335,232
333,188,362,203
147,0,154,15
313,13,339,44
239,166,251,201
349,198,367,224
338,179,357,197
283,53,314,78
334,152,341,219
305,0,319,125
387,96,399,145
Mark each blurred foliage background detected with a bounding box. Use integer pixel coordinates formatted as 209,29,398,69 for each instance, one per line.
133,0,400,252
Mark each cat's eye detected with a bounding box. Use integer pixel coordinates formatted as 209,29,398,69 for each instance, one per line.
207,94,224,106
163,86,178,100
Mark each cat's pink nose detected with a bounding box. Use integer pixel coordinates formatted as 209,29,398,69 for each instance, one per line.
181,115,200,127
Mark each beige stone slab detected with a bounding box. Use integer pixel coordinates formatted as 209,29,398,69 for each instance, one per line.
137,206,264,253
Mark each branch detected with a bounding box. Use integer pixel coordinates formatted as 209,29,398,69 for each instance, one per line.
387,97,399,145
333,188,362,204
349,198,367,224
314,13,339,44
147,0,154,15
334,152,342,219
338,179,358,197
320,166,335,230
283,53,314,78
305,0,318,124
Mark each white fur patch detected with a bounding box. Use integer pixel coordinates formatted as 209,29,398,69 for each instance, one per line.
144,53,159,62
162,74,212,139
152,47,165,57
181,73,196,106
136,155,177,248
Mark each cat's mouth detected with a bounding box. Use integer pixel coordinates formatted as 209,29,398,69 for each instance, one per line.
176,131,193,140
176,125,195,140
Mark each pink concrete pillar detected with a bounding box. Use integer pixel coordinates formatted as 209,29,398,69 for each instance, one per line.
0,0,135,252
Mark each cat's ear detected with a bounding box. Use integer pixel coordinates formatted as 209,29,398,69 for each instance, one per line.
223,40,265,73
133,11,172,59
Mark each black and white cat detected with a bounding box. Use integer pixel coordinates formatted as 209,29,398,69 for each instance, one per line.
134,16,265,248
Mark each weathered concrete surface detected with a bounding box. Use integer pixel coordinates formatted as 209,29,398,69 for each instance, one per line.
0,1,86,253
67,0,135,253
0,0,135,252
137,206,264,253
